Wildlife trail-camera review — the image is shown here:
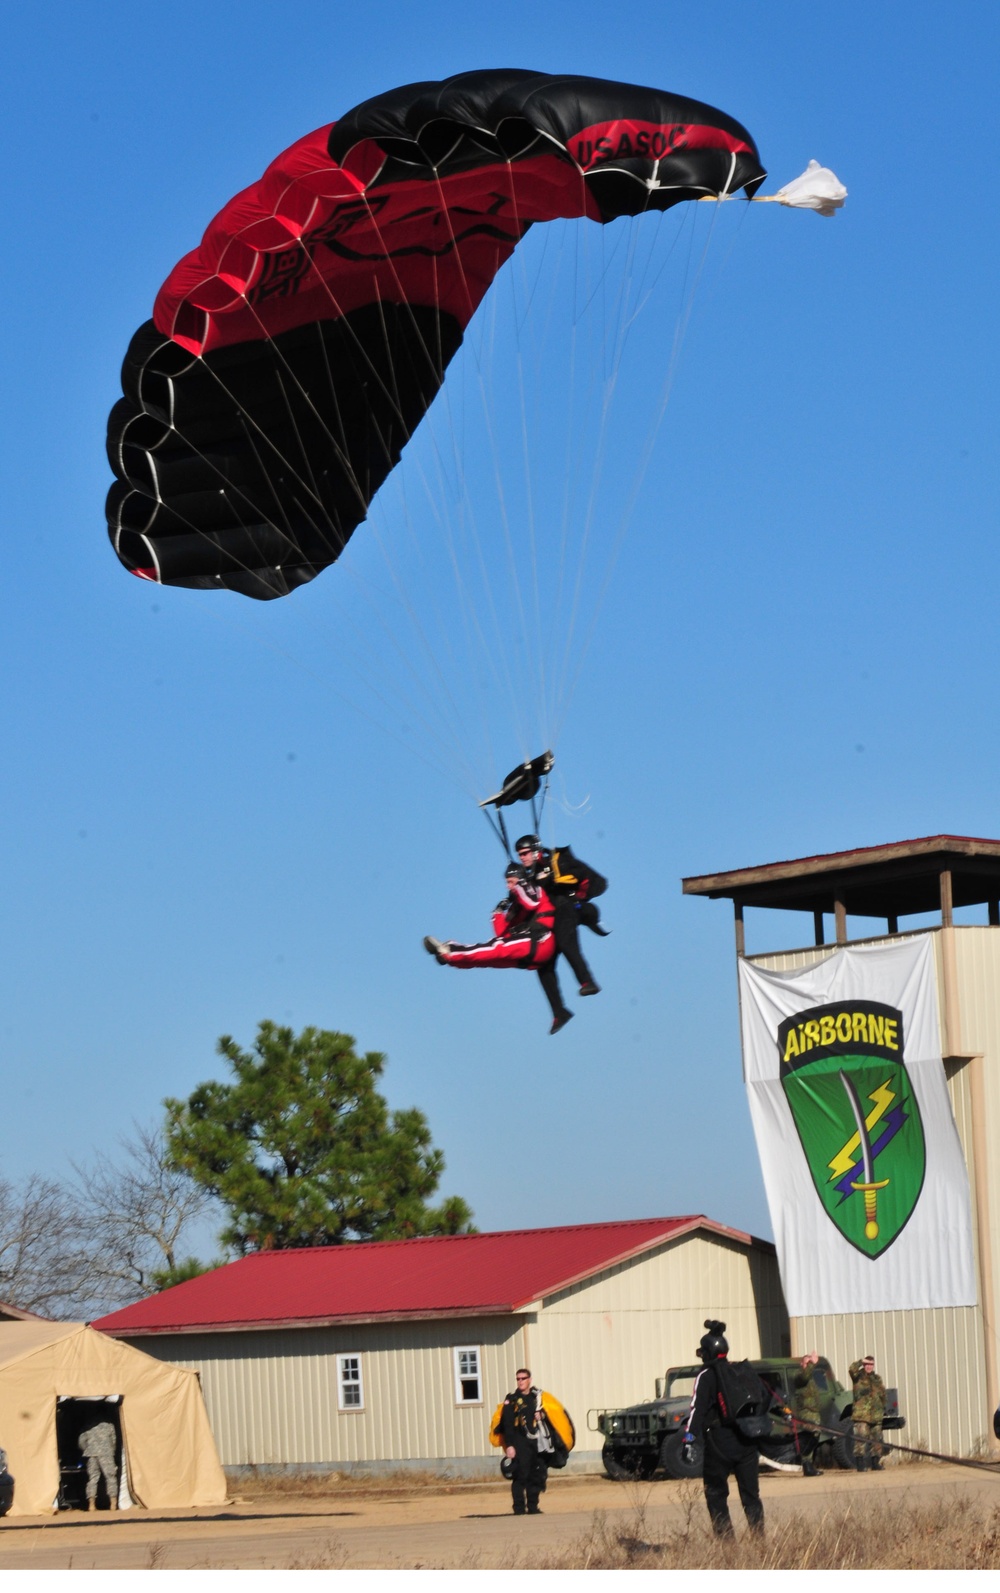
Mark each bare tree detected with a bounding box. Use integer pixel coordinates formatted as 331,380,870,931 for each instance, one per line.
72,1122,216,1313
0,1173,93,1317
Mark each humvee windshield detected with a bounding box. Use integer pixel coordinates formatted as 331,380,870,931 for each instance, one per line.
666,1371,698,1400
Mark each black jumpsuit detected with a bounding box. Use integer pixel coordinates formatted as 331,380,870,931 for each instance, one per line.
530,850,597,990
686,1359,764,1537
498,1387,548,1514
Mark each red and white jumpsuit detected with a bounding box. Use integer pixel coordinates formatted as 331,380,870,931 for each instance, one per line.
440,876,556,969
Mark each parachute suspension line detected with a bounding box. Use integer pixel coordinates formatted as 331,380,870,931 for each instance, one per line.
505,156,554,763
376,256,519,786
552,197,725,746
344,269,510,791
259,228,498,796
345,183,539,791
341,489,484,796
235,296,385,525
534,166,619,737
200,596,471,791
161,348,486,792
426,159,542,773
377,417,504,793
115,425,470,792
188,345,365,578
549,211,584,745
493,809,515,860
426,260,537,772
549,194,647,727
364,182,537,784
133,350,348,586
432,252,539,767
123,371,353,608
450,152,546,762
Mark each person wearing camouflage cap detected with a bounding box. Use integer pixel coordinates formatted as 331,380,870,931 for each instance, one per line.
849,1354,886,1471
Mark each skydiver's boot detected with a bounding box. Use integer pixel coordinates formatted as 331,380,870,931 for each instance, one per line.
422,936,449,965
578,981,600,996
550,1009,574,1035
802,1460,820,1477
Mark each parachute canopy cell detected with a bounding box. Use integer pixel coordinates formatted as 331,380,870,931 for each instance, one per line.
106,70,764,601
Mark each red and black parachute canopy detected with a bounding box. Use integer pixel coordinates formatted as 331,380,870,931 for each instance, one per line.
106,69,764,600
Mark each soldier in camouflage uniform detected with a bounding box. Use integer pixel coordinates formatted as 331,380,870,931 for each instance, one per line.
792,1352,824,1476
78,1419,119,1510
849,1354,886,1471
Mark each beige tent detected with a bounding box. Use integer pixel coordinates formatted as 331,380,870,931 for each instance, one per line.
0,1321,226,1516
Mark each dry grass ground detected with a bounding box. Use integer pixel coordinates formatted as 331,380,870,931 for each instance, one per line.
3,1461,1000,1569
232,1466,497,1501
521,1483,1000,1571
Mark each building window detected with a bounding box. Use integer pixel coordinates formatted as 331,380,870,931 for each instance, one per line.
337,1353,364,1411
454,1346,482,1404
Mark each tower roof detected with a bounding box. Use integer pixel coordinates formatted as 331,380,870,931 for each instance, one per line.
682,834,1000,919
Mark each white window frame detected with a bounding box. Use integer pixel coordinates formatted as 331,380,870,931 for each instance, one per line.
453,1345,483,1406
337,1352,365,1412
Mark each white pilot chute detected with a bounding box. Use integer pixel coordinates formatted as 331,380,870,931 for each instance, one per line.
772,160,848,216
701,159,847,216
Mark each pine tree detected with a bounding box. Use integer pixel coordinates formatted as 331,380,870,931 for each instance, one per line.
164,1022,474,1252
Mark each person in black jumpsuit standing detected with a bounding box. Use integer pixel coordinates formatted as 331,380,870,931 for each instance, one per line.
684,1321,764,1538
498,1369,549,1514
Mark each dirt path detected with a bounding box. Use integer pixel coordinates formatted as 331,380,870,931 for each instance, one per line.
0,1465,996,1569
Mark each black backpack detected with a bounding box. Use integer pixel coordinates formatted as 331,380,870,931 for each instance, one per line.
550,846,607,900
714,1359,773,1441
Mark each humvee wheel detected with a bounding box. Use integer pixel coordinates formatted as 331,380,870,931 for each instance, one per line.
601,1443,655,1480
832,1424,858,1469
659,1432,703,1480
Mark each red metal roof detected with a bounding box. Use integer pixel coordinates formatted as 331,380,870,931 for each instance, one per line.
93,1216,768,1336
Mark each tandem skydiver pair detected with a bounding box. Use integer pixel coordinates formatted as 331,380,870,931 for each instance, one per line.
423,833,609,1036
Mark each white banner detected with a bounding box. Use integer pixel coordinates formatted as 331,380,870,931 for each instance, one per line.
739,936,976,1315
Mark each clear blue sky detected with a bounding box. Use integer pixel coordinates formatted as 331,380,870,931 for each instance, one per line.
2,2,996,1252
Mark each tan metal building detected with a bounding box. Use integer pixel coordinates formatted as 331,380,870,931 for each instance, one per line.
684,833,1000,1460
94,1216,787,1473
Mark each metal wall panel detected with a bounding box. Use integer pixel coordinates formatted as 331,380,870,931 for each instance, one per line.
953,927,1000,1345
749,929,992,1457
788,1305,986,1458
129,1318,524,1467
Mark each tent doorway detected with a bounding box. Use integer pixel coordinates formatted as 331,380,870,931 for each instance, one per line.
55,1397,126,1511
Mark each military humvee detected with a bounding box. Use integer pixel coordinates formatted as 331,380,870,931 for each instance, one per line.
591,1356,904,1480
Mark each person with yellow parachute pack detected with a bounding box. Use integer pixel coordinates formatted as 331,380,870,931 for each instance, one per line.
489,1369,575,1515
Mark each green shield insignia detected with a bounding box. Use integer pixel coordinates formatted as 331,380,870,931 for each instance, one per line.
778,1000,926,1258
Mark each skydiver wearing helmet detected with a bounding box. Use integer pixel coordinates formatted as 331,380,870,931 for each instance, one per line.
683,1320,769,1538
514,835,608,997
424,863,575,1035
